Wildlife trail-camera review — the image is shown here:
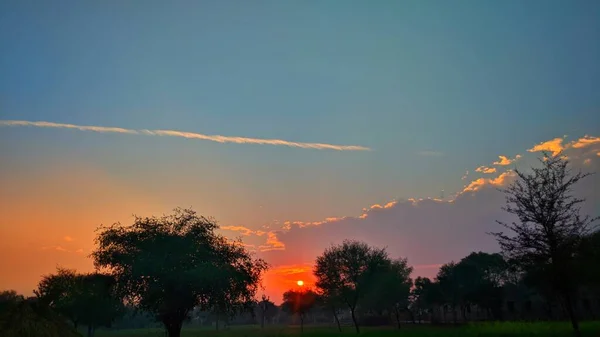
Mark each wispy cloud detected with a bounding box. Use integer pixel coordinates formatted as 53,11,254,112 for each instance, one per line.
475,166,497,174
63,236,74,242
0,120,370,151
259,232,286,252
571,136,600,149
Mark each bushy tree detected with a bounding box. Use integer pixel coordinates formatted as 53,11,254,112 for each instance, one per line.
92,208,268,337
314,240,390,333
257,295,277,328
363,258,413,328
491,154,598,336
281,289,317,332
0,290,80,337
35,268,124,337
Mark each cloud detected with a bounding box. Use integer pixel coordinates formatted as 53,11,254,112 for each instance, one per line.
493,155,521,166
418,151,443,157
257,135,600,281
461,170,469,180
0,120,370,151
221,225,265,236
475,166,497,174
527,138,565,156
63,236,74,242
571,136,600,149
461,171,516,193
41,246,68,252
259,232,286,252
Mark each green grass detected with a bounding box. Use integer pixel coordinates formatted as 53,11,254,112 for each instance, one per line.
94,321,600,337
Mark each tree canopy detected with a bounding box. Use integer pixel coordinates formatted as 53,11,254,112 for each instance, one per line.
491,153,598,336
314,240,391,333
92,208,268,337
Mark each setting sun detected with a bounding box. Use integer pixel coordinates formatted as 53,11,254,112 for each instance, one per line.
297,280,304,286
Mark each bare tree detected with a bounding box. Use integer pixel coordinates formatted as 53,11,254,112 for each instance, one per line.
490,153,598,337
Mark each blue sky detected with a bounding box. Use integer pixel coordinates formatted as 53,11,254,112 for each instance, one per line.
1,1,599,297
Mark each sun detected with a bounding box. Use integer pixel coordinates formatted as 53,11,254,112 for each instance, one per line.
297,280,304,286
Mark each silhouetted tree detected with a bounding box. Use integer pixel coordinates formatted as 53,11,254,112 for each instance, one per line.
449,252,508,321
317,288,344,332
410,277,443,323
257,295,277,328
281,289,317,333
35,268,124,337
314,240,389,333
363,258,413,328
92,208,268,337
0,290,80,337
35,267,82,329
491,154,598,336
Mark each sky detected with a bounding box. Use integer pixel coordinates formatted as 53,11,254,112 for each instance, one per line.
1,1,599,303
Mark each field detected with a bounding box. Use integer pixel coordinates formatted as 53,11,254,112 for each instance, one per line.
94,322,600,337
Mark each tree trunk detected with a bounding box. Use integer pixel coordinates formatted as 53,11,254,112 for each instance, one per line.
452,305,457,325
261,311,265,328
350,307,360,334
461,305,467,322
87,324,93,337
394,308,401,329
332,308,342,332
563,292,581,337
407,307,416,324
164,320,183,337
300,314,304,333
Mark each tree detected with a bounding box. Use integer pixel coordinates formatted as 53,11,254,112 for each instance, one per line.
281,289,317,332
0,290,80,337
491,154,598,336
35,267,81,328
457,252,507,320
410,277,443,323
35,268,124,337
92,208,268,337
314,240,389,333
363,258,413,329
317,288,344,332
257,295,277,328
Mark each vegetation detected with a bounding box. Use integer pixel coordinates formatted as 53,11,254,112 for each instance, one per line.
92,208,268,337
1,154,598,336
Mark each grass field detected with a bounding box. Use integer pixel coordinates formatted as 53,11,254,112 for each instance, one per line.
94,321,600,337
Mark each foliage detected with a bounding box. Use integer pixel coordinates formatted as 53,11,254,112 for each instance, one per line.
35,268,124,336
256,295,277,328
362,258,413,328
281,289,318,332
490,153,598,335
313,240,390,333
0,290,81,337
92,208,268,337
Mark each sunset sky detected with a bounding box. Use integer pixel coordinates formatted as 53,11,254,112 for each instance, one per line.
1,1,599,303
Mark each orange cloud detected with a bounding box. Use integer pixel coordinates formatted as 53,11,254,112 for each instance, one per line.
528,138,564,156
461,170,469,180
221,225,265,236
462,171,515,193
41,246,68,252
475,166,497,174
493,155,521,166
63,236,74,242
259,232,285,252
571,136,600,149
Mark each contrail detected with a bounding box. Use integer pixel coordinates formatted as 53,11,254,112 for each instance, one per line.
0,120,371,151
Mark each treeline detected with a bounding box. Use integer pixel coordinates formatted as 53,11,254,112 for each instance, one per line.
279,154,600,337
0,154,598,337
